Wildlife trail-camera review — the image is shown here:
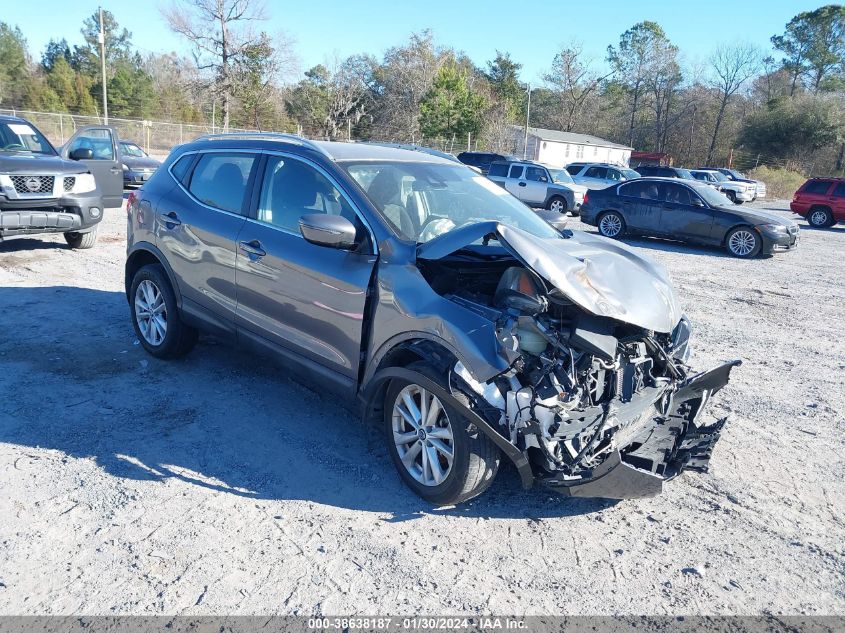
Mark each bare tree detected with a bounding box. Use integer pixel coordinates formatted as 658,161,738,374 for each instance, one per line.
161,0,268,130
706,42,759,164
543,44,610,132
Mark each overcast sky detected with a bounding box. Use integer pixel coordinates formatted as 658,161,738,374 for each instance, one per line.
4,0,825,83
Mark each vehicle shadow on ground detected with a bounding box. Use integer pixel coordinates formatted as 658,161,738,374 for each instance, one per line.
579,227,735,259
0,285,611,520
0,236,69,252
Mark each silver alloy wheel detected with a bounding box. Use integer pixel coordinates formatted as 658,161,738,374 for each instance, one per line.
728,229,757,256
599,213,622,237
810,210,829,227
134,279,167,346
549,198,566,213
391,384,454,487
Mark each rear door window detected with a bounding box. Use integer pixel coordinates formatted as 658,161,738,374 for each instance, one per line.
187,152,256,214
565,165,582,175
585,166,607,179
620,181,661,200
508,165,524,179
832,183,845,197
803,180,833,195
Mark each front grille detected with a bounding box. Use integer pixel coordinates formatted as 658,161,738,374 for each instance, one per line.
11,175,54,195
63,177,75,192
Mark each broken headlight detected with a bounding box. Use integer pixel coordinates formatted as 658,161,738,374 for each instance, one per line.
671,315,692,363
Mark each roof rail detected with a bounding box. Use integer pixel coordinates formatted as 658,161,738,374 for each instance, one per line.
193,132,332,158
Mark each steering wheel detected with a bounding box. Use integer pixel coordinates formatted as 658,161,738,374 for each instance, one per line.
2,143,26,151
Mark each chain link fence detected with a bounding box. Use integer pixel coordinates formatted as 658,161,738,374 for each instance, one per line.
0,108,300,158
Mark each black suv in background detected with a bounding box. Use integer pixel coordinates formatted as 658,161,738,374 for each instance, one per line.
0,116,107,248
124,133,738,506
635,165,697,181
456,151,519,174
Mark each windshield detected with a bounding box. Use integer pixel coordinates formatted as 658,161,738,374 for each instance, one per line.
547,168,574,184
622,168,640,180
695,183,732,207
0,121,55,155
341,161,561,243
676,168,695,180
120,142,146,157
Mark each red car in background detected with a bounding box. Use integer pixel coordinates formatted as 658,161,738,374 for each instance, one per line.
791,178,845,227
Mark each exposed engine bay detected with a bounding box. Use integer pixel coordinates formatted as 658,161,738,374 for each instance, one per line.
418,248,738,498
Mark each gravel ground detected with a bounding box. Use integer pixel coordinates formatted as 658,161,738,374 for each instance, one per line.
0,198,843,616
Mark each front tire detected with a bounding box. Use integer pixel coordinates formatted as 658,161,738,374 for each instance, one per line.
598,211,626,239
808,207,833,228
64,227,97,249
129,264,197,358
547,195,567,214
385,362,500,505
725,226,761,258
726,190,738,204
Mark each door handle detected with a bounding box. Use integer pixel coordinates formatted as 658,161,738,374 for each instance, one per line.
239,240,266,258
158,211,181,226
518,182,526,187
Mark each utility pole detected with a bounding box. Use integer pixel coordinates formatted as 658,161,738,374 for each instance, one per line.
98,7,108,124
523,84,532,160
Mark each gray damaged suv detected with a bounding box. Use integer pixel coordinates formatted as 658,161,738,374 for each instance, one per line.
0,116,106,248
126,134,739,505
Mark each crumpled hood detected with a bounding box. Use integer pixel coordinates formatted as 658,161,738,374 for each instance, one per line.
418,222,683,333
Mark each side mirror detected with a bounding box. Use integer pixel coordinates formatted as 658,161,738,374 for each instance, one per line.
299,214,358,249
692,197,705,208
69,147,94,160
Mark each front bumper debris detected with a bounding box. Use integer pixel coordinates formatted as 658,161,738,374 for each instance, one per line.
537,360,741,499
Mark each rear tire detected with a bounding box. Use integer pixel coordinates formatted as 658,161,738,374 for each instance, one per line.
598,211,626,239
725,226,761,258
808,207,833,228
384,361,500,506
64,227,98,249
129,264,197,358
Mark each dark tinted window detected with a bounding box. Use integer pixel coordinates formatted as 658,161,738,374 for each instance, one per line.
585,166,607,178
188,153,255,213
620,181,660,200
803,180,833,195
257,156,365,244
565,165,582,175
525,166,548,182
664,183,692,205
170,154,194,183
832,183,845,197
488,162,509,177
508,165,524,179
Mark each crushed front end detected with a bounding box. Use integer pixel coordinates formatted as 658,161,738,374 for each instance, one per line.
417,225,740,499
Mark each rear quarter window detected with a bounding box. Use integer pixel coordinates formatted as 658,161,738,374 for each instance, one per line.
802,180,833,195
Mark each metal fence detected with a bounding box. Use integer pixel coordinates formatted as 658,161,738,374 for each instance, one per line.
0,108,299,158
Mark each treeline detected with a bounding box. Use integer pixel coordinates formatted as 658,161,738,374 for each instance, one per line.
1,3,844,172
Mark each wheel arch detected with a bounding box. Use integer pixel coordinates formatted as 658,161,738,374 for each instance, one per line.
125,242,181,307
721,223,761,247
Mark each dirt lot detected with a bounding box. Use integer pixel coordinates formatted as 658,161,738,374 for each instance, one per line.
1,199,843,616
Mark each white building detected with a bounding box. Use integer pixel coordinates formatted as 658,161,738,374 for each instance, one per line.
513,126,633,168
